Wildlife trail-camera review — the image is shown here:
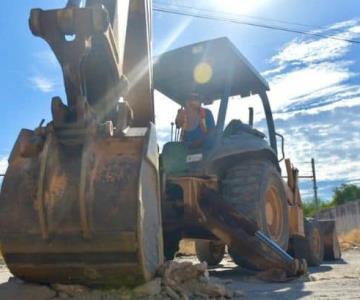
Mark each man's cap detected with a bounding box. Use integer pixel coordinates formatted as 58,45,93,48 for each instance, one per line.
188,93,201,101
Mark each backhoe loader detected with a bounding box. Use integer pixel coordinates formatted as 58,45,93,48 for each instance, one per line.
0,0,340,287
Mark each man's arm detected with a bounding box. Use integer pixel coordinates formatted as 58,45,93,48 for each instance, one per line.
175,108,186,128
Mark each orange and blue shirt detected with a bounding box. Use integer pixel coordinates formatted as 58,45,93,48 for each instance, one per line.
182,108,215,146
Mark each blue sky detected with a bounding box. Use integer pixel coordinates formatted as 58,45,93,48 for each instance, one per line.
1,0,360,202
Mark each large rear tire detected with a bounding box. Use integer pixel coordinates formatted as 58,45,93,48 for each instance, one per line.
293,219,324,266
195,240,225,266
222,160,289,270
228,246,260,270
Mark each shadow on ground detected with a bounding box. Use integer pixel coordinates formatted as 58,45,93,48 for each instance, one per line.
208,262,335,300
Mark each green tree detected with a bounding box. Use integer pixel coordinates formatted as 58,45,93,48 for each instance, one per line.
302,201,318,217
332,183,360,205
302,199,334,217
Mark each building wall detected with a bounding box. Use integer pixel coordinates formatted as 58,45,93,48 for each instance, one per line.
317,199,360,235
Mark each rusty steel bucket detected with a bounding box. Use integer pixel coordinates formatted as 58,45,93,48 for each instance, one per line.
0,123,163,287
318,219,341,261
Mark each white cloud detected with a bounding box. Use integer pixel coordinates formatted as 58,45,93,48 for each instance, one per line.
262,19,360,118
273,103,360,200
349,25,360,34
272,38,349,64
272,20,360,65
276,95,360,119
28,49,62,94
262,64,286,77
289,84,360,105
0,157,8,175
326,19,358,32
258,19,360,199
269,62,354,112
29,75,55,93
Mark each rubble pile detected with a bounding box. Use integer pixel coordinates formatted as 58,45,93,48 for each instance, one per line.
140,260,241,299
53,261,241,299
1,261,243,300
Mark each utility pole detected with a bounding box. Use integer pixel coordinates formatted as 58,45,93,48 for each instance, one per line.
311,158,319,215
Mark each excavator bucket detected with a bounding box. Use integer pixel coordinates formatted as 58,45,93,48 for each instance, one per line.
0,0,163,287
0,125,163,286
318,220,342,260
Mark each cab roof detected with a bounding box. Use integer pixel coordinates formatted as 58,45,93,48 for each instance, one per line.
154,37,269,106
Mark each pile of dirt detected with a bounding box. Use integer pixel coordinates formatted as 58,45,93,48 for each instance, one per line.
2,261,242,300
339,229,360,250
148,260,242,299
51,261,241,299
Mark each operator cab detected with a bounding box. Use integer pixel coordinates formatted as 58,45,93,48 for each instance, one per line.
154,37,281,175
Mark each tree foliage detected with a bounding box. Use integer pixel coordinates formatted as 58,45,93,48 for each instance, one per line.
302,199,334,217
302,184,360,217
332,184,360,205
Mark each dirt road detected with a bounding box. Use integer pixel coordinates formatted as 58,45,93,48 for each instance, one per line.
0,250,359,299
209,249,360,299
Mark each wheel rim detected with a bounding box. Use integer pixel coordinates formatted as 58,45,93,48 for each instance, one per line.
265,186,284,243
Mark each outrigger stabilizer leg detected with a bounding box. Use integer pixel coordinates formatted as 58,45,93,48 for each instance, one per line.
199,188,308,277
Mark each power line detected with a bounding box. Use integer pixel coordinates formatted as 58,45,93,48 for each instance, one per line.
154,2,320,30
153,6,360,45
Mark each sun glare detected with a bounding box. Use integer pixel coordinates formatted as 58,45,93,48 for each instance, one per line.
215,0,268,15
